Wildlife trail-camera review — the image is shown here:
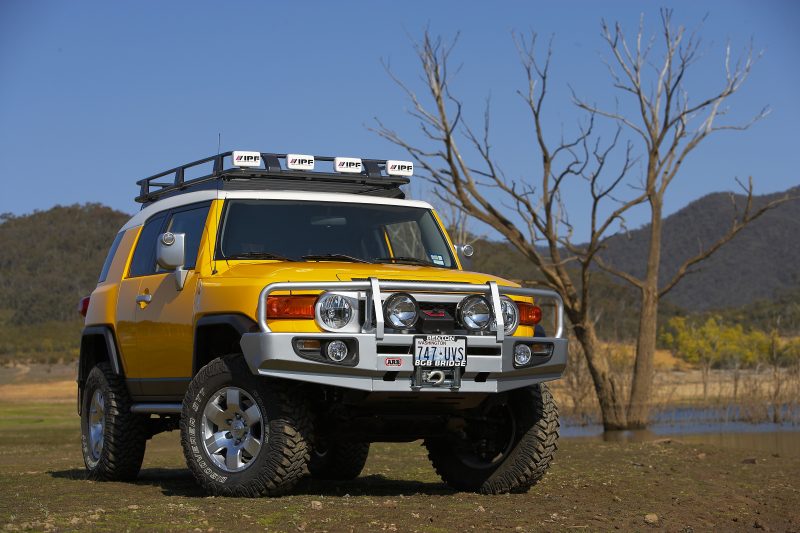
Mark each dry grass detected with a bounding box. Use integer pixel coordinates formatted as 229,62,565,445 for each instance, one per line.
0,380,75,403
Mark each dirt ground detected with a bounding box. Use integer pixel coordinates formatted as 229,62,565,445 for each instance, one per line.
0,368,798,532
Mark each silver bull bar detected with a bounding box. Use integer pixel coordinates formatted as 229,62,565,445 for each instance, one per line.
255,278,565,341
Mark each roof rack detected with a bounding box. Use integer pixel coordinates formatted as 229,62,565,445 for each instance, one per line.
135,151,412,205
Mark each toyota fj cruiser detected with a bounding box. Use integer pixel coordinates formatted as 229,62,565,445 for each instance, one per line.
77,151,567,496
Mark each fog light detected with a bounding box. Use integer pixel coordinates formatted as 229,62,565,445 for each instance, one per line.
326,340,348,362
514,344,532,366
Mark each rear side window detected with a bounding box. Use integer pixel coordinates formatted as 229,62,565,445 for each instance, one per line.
98,232,124,283
164,205,210,270
128,213,167,277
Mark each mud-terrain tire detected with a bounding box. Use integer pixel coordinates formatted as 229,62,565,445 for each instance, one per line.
425,383,558,494
180,355,312,497
309,440,370,480
80,362,148,481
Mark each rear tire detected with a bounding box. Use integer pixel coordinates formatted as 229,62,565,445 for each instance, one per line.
180,355,312,497
309,440,370,480
80,362,147,481
425,383,559,494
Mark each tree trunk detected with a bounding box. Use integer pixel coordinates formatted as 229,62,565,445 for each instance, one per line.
626,199,663,428
573,323,629,430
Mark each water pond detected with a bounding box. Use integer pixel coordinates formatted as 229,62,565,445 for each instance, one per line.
562,406,800,457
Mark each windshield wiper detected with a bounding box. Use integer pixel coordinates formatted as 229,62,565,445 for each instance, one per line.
373,256,436,267
302,254,373,264
225,252,296,261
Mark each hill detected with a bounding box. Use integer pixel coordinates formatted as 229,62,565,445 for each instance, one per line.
597,185,800,311
0,204,130,324
467,185,800,337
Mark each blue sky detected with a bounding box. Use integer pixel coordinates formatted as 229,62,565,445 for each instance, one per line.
1,1,798,241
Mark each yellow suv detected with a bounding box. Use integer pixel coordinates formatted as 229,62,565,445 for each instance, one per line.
78,151,567,496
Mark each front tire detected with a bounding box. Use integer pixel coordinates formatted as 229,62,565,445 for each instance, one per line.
309,439,370,480
80,362,147,481
180,355,312,497
425,383,559,494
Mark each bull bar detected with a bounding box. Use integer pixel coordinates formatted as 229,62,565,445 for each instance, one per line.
240,278,568,393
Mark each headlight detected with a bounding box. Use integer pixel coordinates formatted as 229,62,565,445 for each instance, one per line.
315,293,354,330
383,293,418,329
496,297,520,335
458,295,492,331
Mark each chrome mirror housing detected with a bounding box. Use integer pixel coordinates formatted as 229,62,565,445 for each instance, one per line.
156,232,188,290
456,244,474,267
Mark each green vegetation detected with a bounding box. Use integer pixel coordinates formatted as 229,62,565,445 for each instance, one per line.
662,316,800,370
0,203,129,324
0,204,129,363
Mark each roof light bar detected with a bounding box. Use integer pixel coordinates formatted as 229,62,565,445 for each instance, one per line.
286,154,315,171
334,157,362,174
232,150,262,168
386,160,414,177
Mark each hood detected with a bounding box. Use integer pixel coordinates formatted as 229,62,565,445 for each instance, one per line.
214,261,518,287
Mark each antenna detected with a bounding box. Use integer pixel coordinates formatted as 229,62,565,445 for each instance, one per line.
216,132,221,156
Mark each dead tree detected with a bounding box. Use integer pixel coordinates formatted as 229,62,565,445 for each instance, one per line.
374,11,791,430
573,10,789,427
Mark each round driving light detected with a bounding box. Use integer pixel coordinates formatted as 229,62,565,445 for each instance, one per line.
496,297,520,335
514,344,532,366
316,293,353,330
383,293,419,329
326,340,348,362
458,295,492,331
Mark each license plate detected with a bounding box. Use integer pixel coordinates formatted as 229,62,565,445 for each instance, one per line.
414,335,467,367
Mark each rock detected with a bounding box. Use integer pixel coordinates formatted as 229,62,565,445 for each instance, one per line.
477,506,485,513
753,519,768,530
644,513,659,525
696,453,707,460
612,495,622,502
310,501,323,510
742,458,757,464
127,505,140,510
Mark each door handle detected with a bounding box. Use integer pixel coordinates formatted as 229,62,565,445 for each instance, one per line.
135,294,152,305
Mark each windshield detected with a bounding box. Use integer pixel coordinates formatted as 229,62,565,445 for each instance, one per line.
217,199,456,268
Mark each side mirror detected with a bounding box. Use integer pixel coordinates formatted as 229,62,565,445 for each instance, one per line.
456,244,474,268
157,232,188,290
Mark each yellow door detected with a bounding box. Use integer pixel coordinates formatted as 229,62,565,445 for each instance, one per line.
115,203,211,383
131,271,198,378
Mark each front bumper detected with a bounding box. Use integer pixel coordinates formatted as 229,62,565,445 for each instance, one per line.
240,331,567,393
240,277,568,394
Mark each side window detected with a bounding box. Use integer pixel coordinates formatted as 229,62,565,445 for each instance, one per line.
128,213,167,278
98,232,124,283
164,205,210,270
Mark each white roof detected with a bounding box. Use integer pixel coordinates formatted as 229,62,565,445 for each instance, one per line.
119,190,434,231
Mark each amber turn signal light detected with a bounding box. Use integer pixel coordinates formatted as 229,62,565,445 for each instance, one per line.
266,295,317,319
518,303,542,326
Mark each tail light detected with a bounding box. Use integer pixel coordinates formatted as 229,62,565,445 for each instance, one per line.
519,303,542,326
266,295,317,319
78,296,91,317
